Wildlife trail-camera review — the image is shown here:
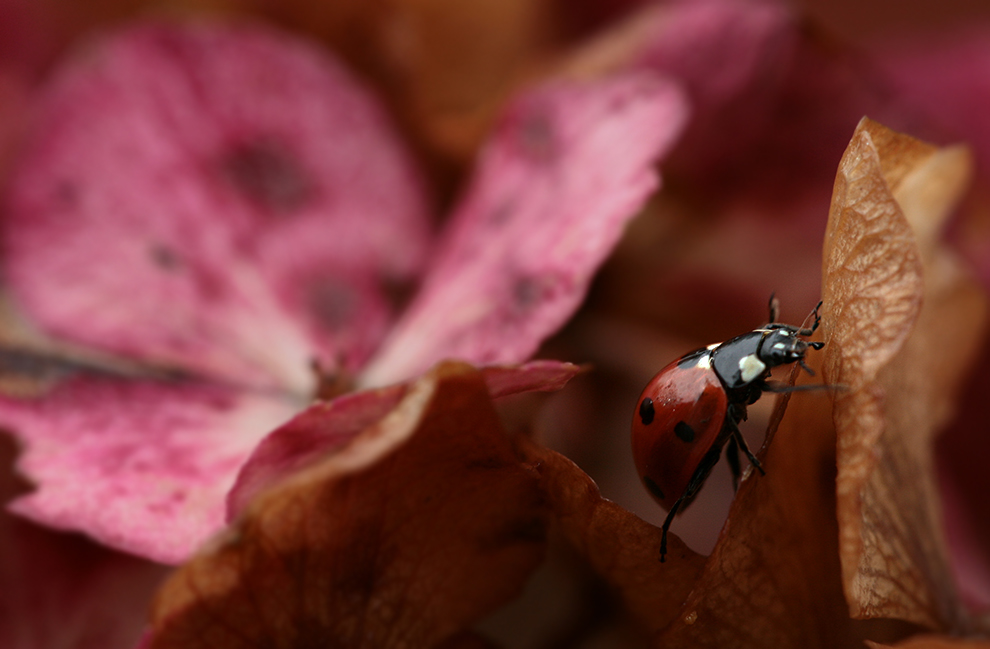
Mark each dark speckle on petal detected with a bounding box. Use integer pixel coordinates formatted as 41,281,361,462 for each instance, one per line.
308,282,357,332
517,110,556,162
54,181,78,206
513,277,544,311
219,138,313,214
149,244,183,271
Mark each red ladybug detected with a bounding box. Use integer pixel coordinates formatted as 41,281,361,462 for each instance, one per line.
631,297,824,561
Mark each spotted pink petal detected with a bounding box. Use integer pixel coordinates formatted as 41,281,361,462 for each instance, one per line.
0,434,168,649
3,23,431,395
0,377,298,564
359,74,688,386
227,360,581,517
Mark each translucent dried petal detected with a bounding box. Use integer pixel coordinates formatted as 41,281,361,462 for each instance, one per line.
3,23,431,394
360,74,688,386
822,118,987,631
150,362,547,648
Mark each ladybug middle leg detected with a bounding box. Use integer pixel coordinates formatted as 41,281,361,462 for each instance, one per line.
724,402,765,478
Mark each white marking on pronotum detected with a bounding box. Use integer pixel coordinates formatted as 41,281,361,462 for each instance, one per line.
739,354,766,383
773,342,786,350
696,351,713,370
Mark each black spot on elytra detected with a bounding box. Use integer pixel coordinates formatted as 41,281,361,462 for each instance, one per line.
643,476,665,501
220,138,312,213
674,421,696,443
639,397,655,425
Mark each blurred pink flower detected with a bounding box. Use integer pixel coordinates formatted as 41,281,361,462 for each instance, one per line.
0,21,687,565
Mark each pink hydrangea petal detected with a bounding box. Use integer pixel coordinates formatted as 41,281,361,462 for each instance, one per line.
359,74,688,386
3,23,431,394
0,377,298,564
228,360,581,517
0,434,168,649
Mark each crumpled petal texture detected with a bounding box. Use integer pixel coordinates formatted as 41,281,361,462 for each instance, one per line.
3,23,432,395
360,73,688,386
823,118,987,631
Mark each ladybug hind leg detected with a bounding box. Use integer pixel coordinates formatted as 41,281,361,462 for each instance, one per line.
726,435,742,492
658,445,722,562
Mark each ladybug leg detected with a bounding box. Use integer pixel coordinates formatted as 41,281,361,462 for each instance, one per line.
726,435,742,492
659,445,723,562
725,403,765,477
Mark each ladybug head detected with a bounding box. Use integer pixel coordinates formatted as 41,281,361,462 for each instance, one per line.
759,327,824,373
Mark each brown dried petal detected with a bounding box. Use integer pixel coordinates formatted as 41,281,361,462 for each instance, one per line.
822,118,987,631
150,362,548,648
519,437,706,636
867,637,990,649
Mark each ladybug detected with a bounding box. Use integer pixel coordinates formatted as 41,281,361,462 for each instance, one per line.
631,297,824,561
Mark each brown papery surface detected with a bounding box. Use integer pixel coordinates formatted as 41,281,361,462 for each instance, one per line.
822,118,987,632
150,362,549,648
519,438,706,636
867,636,990,649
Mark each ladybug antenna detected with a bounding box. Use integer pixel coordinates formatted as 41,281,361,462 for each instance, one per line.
768,292,779,324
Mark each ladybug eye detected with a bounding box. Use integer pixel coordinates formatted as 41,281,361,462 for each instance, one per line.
639,397,655,425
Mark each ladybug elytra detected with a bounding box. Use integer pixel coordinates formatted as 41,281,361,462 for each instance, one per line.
631,297,824,561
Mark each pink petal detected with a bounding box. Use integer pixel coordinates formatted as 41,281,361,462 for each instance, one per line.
0,435,168,649
359,74,688,386
228,360,581,517
0,376,298,564
3,23,431,395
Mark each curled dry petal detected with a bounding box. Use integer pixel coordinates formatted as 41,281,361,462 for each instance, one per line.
359,73,688,386
0,374,297,564
150,362,549,648
2,23,431,395
228,360,581,518
821,118,987,631
518,437,706,636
